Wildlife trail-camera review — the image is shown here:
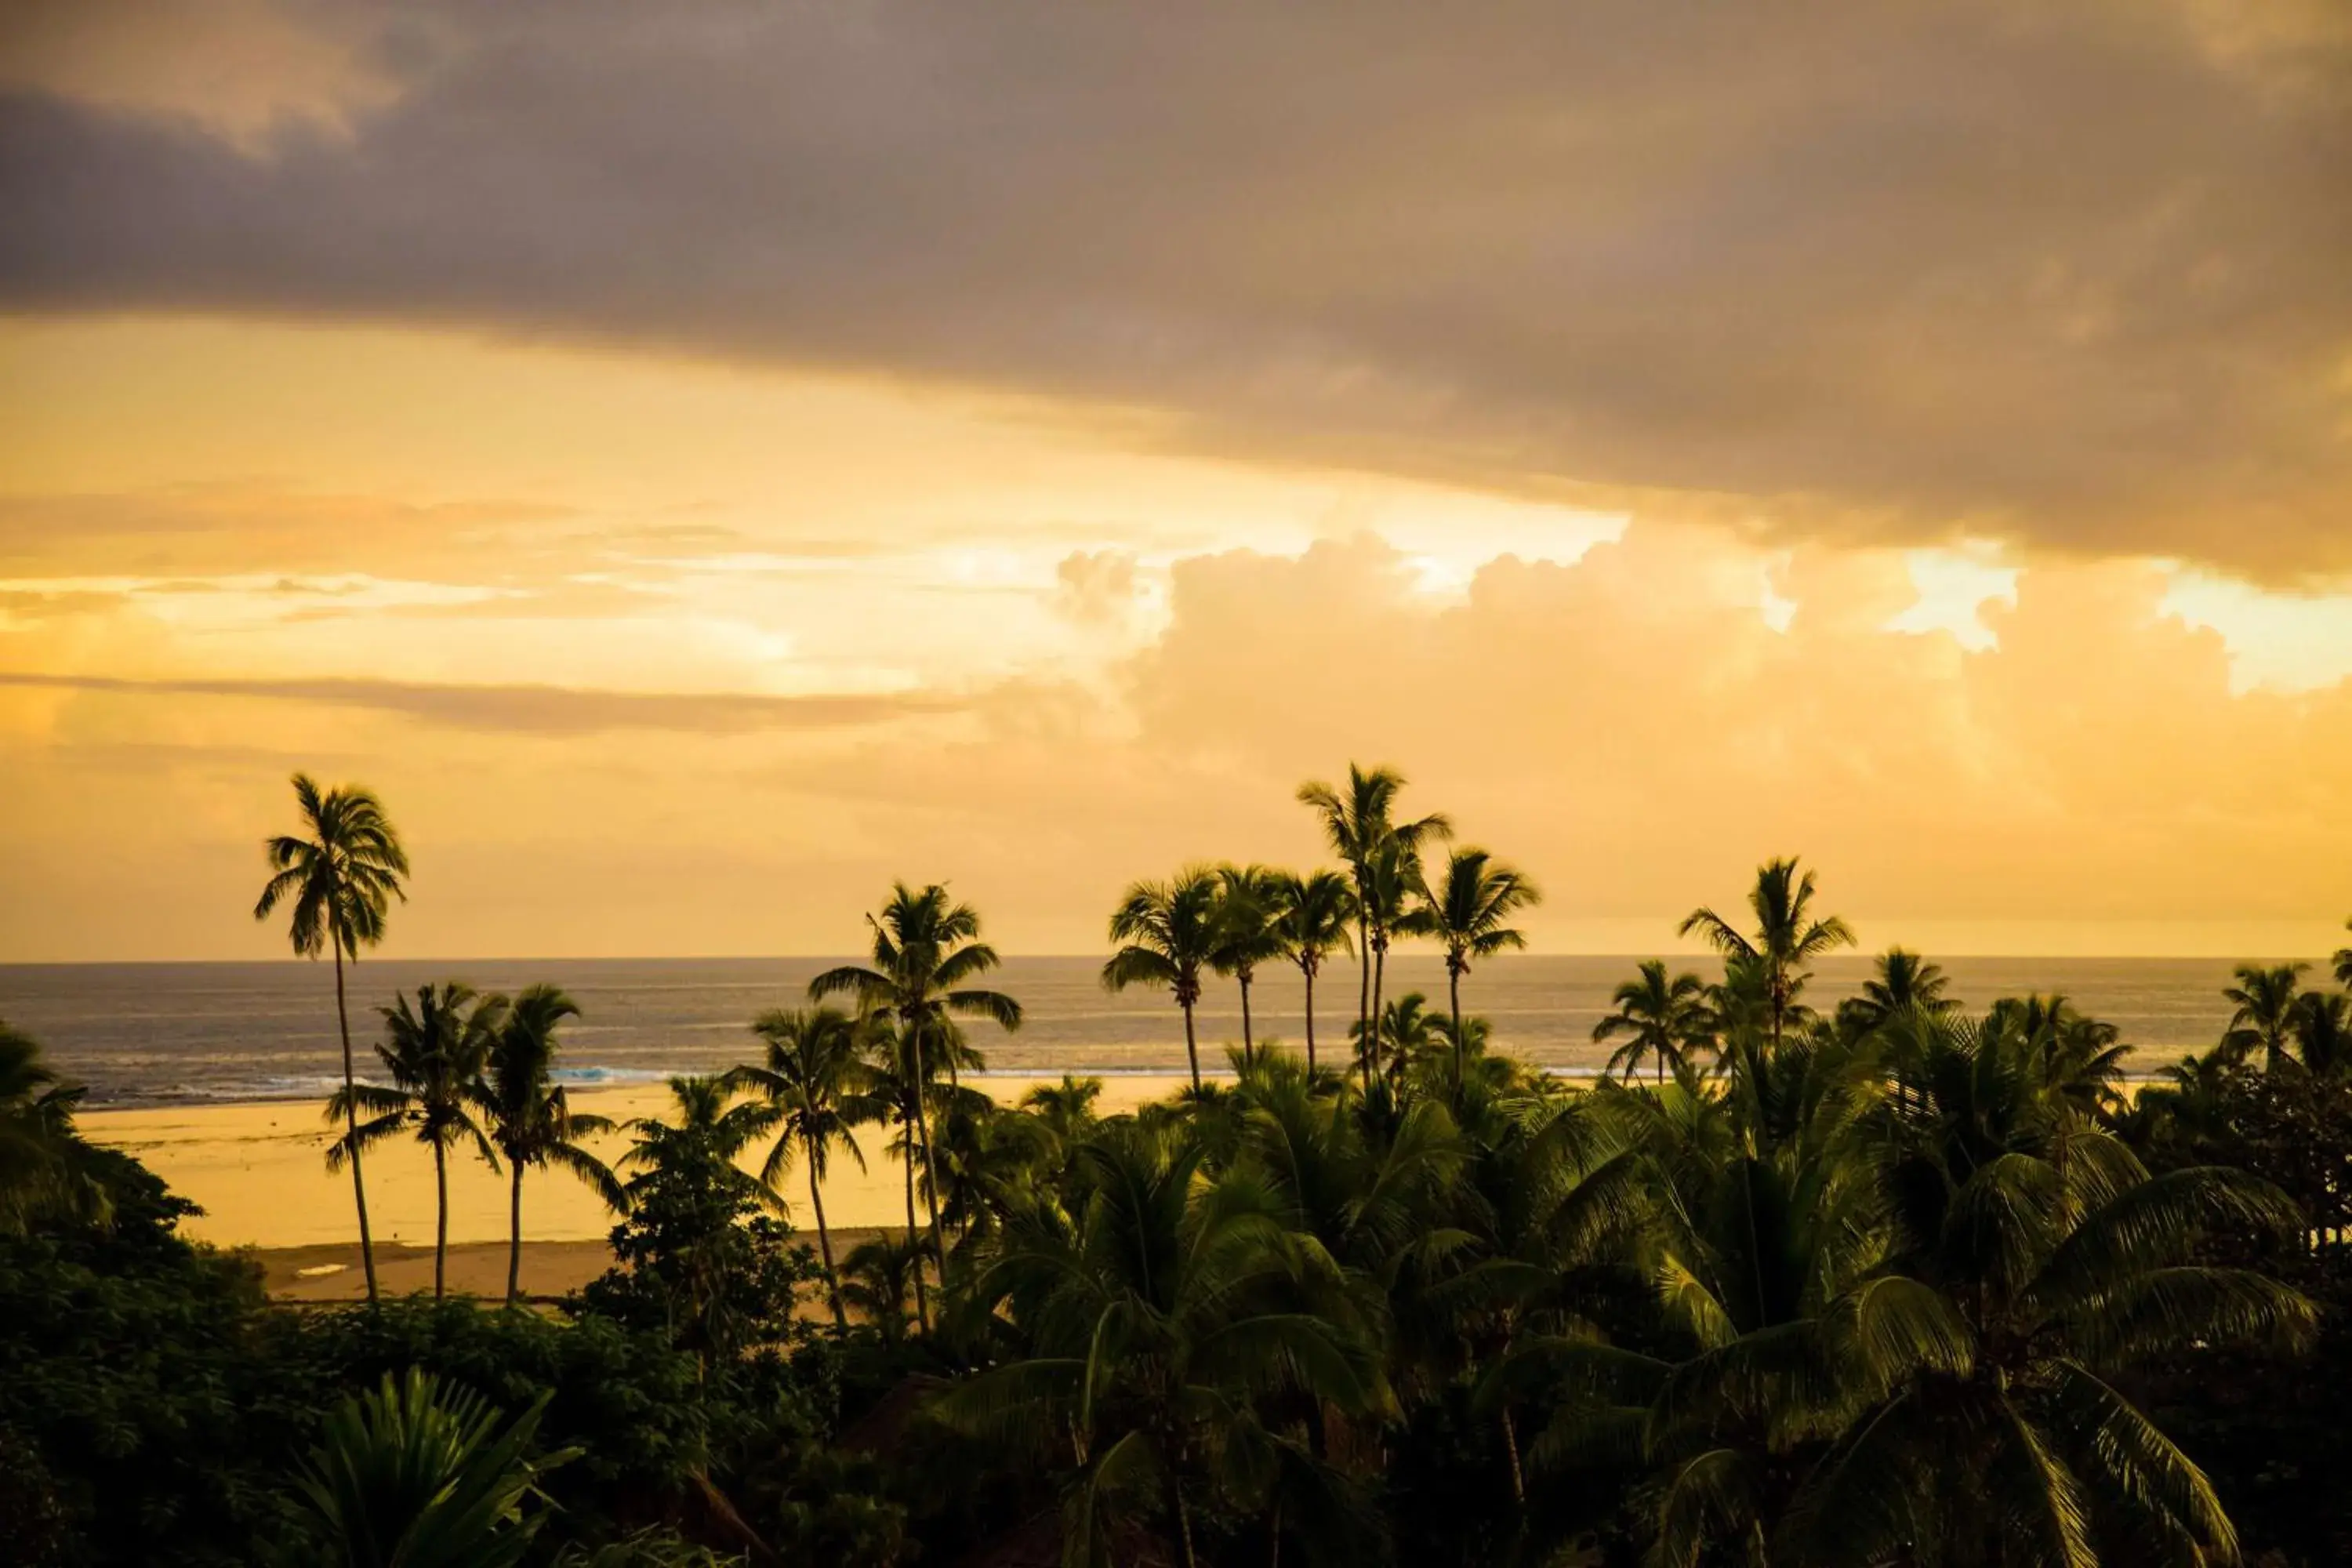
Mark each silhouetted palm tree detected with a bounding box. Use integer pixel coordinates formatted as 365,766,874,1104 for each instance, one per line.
1593,959,1711,1085
2296,990,2352,1080
2221,962,2307,1072
1679,857,1855,1052
2336,917,2352,989
1359,839,1423,1080
1210,864,1287,1069
330,982,504,1299
1403,846,1540,1086
481,986,624,1306
811,883,1022,1285
725,1005,879,1329
0,1020,104,1234
1271,869,1355,1073
1103,866,1224,1092
255,773,408,1301
1297,764,1450,1060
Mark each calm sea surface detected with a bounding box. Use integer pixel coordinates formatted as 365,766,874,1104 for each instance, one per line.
0,955,2264,1106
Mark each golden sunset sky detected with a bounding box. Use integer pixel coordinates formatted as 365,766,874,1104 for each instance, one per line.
2,2,2348,960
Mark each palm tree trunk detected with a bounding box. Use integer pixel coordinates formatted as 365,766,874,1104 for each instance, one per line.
1501,1407,1526,1505
1356,913,1372,1086
1239,970,1254,1069
1449,960,1465,1089
1302,963,1317,1073
902,1123,928,1330
1371,936,1388,1079
808,1138,846,1330
433,1139,448,1299
909,1027,948,1289
1172,1474,1200,1568
1181,998,1201,1091
506,1160,524,1306
333,938,379,1305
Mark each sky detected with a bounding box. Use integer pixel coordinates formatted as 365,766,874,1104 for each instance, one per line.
1,0,2348,962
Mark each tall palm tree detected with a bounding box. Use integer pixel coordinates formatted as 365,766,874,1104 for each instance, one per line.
1679,857,1855,1053
1210,864,1287,1069
328,982,503,1299
2220,961,2307,1072
1297,764,1450,1058
1358,838,1425,1082
724,1005,878,1329
1592,959,1711,1086
1403,846,1541,1086
480,985,625,1306
1102,866,1224,1092
1270,869,1355,1073
255,773,409,1303
811,883,1022,1287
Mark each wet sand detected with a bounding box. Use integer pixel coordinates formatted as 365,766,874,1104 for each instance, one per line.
81,1073,1197,1294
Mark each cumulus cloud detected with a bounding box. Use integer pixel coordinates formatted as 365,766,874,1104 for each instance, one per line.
12,521,2343,960
2,2,2347,575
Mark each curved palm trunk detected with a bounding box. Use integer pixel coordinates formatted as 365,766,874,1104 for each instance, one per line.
902,1123,928,1330
1181,997,1202,1091
1171,1474,1200,1568
808,1138,847,1330
433,1139,448,1298
333,938,380,1304
1301,963,1318,1073
1501,1407,1526,1506
506,1160,525,1305
1238,969,1254,1069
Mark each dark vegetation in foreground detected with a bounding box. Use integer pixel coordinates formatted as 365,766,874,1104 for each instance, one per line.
4,765,2351,1566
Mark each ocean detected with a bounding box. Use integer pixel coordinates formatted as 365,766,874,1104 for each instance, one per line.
0,954,2267,1107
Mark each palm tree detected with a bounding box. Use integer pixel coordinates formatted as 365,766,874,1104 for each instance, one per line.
2296,989,2352,1080
480,986,625,1306
1270,869,1355,1073
840,1232,924,1345
1838,946,1959,1036
1403,846,1540,1086
2221,961,2307,1072
1102,866,1224,1093
328,982,504,1299
1210,864,1287,1069
1358,838,1425,1082
255,773,409,1302
1592,959,1710,1085
938,1122,1382,1568
1370,989,1443,1084
1020,1073,1104,1150
1297,764,1450,1058
0,1019,105,1234
293,1370,574,1568
811,883,1022,1287
2336,917,2352,989
724,1005,878,1329
1679,857,1855,1053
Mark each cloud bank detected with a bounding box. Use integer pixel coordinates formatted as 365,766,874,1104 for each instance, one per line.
4,1,2348,576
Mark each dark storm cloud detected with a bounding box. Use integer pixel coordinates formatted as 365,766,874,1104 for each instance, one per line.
0,670,959,735
3,1,2349,574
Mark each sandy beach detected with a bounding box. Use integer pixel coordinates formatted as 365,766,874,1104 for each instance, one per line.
82,1073,1200,1297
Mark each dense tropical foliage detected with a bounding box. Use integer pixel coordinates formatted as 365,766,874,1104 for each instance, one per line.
3,764,2349,1565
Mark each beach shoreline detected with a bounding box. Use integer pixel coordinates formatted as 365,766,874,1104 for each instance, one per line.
81,1073,1204,1255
